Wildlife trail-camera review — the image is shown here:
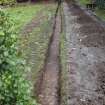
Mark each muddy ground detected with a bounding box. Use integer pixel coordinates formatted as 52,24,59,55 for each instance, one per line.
63,1,105,105
38,11,61,105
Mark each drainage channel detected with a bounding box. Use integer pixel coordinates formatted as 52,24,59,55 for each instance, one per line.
38,4,61,105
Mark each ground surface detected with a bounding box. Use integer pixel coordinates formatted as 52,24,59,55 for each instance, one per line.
4,1,105,105
63,1,105,105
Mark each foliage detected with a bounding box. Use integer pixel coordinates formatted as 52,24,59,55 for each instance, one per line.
20,5,56,98
6,4,45,31
0,9,37,105
96,0,105,9
79,0,91,5
0,0,16,5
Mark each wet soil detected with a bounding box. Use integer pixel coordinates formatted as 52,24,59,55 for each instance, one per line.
38,12,61,105
63,1,105,105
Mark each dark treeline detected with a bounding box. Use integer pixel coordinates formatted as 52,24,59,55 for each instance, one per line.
17,0,36,2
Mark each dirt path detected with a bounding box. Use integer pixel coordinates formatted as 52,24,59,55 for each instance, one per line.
38,11,61,105
63,1,105,105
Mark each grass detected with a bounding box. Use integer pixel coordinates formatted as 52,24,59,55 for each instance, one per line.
95,8,105,20
60,32,68,105
79,0,91,6
19,3,57,98
3,2,57,101
1,3,50,105
5,4,45,31
60,7,68,105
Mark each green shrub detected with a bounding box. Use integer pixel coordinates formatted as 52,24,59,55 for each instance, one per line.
0,9,37,105
0,0,16,5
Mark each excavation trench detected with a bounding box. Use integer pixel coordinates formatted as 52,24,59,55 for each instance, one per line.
38,6,61,105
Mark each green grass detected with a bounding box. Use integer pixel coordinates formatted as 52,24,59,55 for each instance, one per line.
19,4,57,98
95,8,105,20
79,0,91,5
2,4,50,105
5,4,45,31
3,2,57,101
60,32,68,105
60,7,68,105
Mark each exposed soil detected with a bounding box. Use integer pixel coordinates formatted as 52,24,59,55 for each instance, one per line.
63,1,105,105
38,10,61,105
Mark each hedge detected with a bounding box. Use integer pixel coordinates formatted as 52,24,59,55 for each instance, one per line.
0,0,16,5
0,9,37,105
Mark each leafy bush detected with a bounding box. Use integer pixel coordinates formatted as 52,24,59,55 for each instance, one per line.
0,0,16,5
0,9,37,105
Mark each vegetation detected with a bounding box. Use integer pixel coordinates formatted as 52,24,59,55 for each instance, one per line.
60,7,68,105
20,4,56,97
0,2,48,105
0,9,38,105
78,0,105,20
95,8,105,20
0,0,16,5
60,32,68,105
79,0,91,5
0,0,58,104
0,2,56,105
5,4,45,31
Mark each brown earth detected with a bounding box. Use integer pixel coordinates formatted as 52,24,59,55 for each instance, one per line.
38,11,61,105
63,1,105,105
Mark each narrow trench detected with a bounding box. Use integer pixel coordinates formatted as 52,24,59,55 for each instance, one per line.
38,4,61,105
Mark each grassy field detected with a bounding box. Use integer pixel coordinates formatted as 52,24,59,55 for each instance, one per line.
18,3,57,98
60,31,68,105
95,9,105,20
5,4,45,31
79,0,91,6
23,6,56,75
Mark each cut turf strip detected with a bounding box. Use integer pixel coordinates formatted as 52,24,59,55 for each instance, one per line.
38,10,61,105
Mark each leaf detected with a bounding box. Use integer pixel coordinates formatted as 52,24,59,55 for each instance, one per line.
0,31,5,36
